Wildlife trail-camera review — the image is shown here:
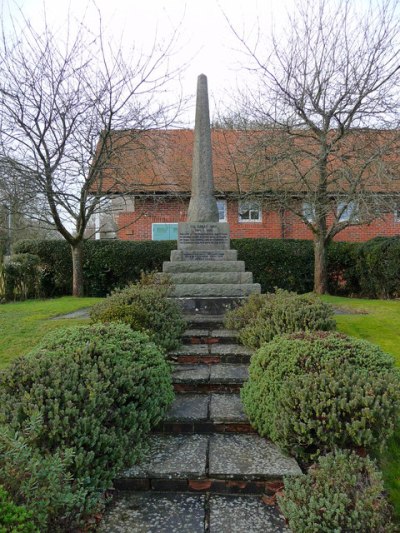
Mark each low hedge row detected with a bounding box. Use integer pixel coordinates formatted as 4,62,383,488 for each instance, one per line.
13,238,360,297
13,236,400,298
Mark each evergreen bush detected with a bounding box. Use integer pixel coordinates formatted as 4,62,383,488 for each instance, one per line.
1,254,41,301
0,415,95,532
0,323,174,493
241,332,399,458
90,274,185,351
225,289,335,349
0,485,37,533
278,450,395,532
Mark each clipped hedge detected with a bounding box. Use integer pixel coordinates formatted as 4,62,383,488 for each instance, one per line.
0,323,174,493
354,237,400,298
241,332,400,459
279,450,395,532
224,289,335,349
14,238,361,297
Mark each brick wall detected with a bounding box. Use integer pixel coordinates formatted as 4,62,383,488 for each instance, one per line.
115,197,400,242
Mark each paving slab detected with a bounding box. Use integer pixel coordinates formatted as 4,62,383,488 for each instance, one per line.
183,329,210,338
211,329,238,339
209,495,290,533
210,364,248,384
172,364,210,383
99,492,205,533
165,394,210,422
210,344,253,356
209,434,302,480
210,394,248,424
122,435,208,479
170,344,209,356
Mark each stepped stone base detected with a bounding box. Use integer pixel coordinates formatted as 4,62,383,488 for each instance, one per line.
164,221,261,301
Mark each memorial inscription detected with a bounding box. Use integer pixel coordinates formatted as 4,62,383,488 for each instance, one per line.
178,223,230,250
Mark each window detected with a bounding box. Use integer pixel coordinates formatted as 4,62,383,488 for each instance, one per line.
395,207,400,223
337,201,357,222
217,199,227,222
238,200,262,222
302,201,315,223
152,223,178,241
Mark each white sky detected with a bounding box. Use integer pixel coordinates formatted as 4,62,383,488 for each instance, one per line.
1,0,294,125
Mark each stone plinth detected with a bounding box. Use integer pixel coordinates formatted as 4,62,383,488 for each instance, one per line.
178,223,230,250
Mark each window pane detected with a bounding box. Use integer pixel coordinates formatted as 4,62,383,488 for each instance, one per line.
217,200,227,222
239,200,261,222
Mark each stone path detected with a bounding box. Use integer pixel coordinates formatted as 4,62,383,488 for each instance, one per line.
100,314,301,532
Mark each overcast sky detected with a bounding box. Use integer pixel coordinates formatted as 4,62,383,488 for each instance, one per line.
1,0,296,125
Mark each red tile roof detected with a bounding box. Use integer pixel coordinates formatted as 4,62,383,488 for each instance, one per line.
97,128,400,195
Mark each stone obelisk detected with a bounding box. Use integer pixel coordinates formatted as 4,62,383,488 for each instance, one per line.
162,74,260,312
187,74,219,223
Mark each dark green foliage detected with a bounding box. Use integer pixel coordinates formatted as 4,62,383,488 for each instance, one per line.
241,332,399,458
0,415,95,532
326,241,361,295
279,450,395,532
225,289,335,349
354,237,400,298
0,485,37,533
14,239,176,297
0,323,174,492
233,238,314,293
90,275,185,351
1,254,41,301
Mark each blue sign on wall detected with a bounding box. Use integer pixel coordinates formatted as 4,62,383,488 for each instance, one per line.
152,223,178,241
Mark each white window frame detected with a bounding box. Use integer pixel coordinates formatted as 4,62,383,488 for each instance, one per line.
337,200,357,223
238,200,262,223
217,199,227,222
395,207,400,223
302,201,315,223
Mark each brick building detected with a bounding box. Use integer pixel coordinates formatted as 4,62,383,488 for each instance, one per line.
95,129,400,242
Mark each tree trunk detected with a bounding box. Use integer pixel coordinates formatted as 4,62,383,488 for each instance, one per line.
71,242,84,297
313,235,328,294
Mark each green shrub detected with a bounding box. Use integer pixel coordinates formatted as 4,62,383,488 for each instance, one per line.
90,275,185,351
0,484,37,533
278,450,395,532
0,323,174,492
241,332,400,458
275,359,400,459
1,254,41,301
354,237,400,298
225,289,335,349
0,415,95,532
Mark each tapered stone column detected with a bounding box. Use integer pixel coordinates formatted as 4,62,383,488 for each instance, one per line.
163,74,260,313
187,74,219,223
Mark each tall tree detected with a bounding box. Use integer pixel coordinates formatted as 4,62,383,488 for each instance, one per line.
0,11,183,295
226,0,400,293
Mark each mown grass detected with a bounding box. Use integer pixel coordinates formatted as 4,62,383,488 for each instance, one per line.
0,297,103,368
322,295,400,522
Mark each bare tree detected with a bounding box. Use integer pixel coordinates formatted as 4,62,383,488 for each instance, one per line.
226,0,400,293
0,10,184,295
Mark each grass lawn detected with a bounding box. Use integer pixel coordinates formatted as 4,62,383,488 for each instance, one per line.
0,297,103,368
322,295,400,522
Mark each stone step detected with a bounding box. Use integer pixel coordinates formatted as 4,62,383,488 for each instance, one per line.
182,328,238,345
184,314,226,329
171,249,238,261
178,296,246,316
99,492,291,533
172,364,248,393
173,283,261,298
155,393,253,434
164,260,246,273
169,271,254,285
114,434,301,493
169,344,253,365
